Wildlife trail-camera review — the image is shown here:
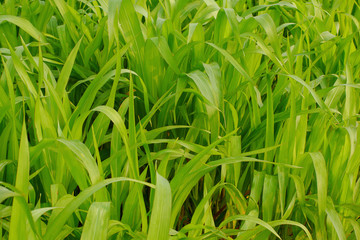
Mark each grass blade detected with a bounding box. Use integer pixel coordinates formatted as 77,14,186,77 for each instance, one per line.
147,173,172,240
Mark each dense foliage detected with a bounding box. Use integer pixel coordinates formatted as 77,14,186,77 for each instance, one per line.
0,0,360,239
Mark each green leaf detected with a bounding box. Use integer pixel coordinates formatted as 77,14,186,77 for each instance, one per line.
92,105,139,179
55,38,82,98
150,37,180,75
8,122,31,240
219,214,281,239
147,173,172,240
80,202,111,240
0,15,46,42
309,152,328,218
44,177,154,240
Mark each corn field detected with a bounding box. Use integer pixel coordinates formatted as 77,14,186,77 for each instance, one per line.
0,0,360,239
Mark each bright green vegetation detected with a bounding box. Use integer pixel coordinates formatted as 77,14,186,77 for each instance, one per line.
0,0,360,239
